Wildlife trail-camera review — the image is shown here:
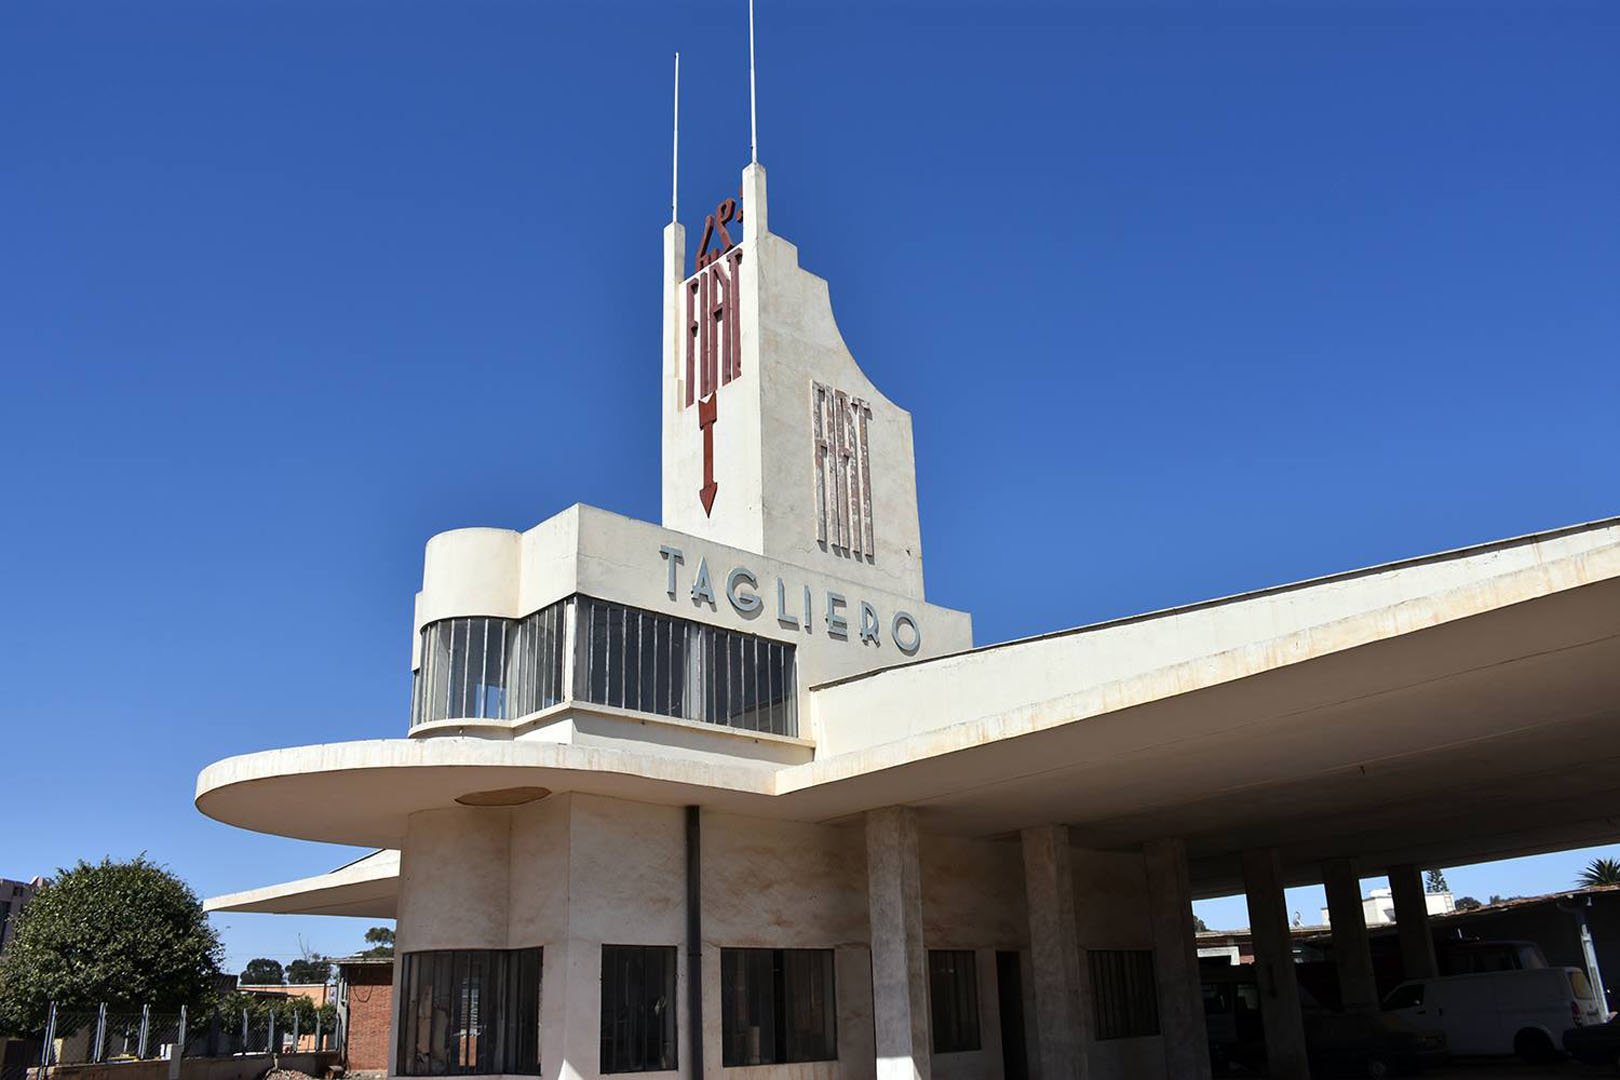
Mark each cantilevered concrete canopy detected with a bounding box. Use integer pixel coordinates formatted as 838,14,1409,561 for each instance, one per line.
204,849,398,918
201,516,1620,909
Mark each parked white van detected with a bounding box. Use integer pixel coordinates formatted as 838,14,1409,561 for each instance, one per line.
1382,967,1604,1061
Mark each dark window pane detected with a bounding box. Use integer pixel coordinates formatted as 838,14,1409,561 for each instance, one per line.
639,613,657,714
588,601,609,703
652,617,670,715
721,949,777,1066
568,599,799,737
396,949,542,1076
670,622,689,719
600,945,677,1074
782,949,837,1063
447,619,469,719
1088,950,1159,1040
720,948,836,1066
624,609,643,712
929,950,981,1054
606,606,624,708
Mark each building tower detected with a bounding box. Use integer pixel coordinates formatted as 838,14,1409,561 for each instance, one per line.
660,165,928,602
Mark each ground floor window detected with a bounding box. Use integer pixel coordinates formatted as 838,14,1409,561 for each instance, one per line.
719,948,837,1065
600,944,677,1074
396,948,542,1076
928,950,981,1053
1089,949,1159,1040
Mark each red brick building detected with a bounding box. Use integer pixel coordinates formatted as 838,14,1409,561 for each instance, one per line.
336,957,394,1076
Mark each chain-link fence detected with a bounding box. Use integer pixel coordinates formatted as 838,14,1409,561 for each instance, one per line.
2,999,338,1080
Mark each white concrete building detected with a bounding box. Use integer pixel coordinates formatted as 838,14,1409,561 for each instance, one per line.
0,877,39,955
199,155,1620,1080
1321,888,1455,929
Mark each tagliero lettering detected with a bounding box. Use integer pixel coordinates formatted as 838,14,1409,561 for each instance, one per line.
658,545,921,655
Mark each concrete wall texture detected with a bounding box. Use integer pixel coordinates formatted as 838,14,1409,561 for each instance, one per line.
392,792,1181,1080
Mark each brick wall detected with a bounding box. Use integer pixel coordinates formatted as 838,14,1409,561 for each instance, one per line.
341,963,394,1075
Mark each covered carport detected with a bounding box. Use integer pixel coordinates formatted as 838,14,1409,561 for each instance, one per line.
798,517,1620,1078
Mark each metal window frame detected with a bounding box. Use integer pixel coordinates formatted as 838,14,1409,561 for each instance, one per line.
719,946,838,1066
571,597,799,738
927,949,981,1054
1087,948,1160,1041
408,596,799,738
395,947,543,1077
411,602,572,727
599,944,679,1075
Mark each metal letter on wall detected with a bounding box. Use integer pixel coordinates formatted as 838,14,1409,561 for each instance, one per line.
812,381,875,561
686,249,742,406
683,196,746,517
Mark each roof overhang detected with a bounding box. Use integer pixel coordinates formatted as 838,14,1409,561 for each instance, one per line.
205,849,399,917
199,517,1620,906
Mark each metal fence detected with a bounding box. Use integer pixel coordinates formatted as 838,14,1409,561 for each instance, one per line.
1,1000,337,1080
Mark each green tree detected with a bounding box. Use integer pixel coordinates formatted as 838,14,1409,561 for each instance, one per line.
1578,858,1620,887
360,926,394,958
0,857,222,1035
239,958,285,986
1425,868,1450,894
285,956,329,985
1454,896,1483,911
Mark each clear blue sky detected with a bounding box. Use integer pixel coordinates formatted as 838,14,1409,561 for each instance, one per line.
2,0,1615,967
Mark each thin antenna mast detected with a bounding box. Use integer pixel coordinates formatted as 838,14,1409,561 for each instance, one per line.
672,52,681,224
747,0,758,163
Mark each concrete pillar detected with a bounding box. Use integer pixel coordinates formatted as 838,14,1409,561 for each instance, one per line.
1387,864,1439,981
866,807,931,1080
1322,860,1380,1012
538,937,603,1080
395,807,514,1076
1144,839,1212,1080
1021,825,1087,1080
1241,849,1310,1080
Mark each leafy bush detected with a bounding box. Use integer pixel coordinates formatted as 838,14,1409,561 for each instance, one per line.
0,857,222,1036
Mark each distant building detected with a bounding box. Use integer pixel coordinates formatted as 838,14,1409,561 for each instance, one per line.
1322,887,1455,927
237,982,335,1006
0,877,39,954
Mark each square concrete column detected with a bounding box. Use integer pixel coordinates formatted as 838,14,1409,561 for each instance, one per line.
1241,849,1311,1080
866,807,931,1080
1387,864,1439,981
1321,859,1379,1012
1021,825,1087,1080
1145,839,1212,1080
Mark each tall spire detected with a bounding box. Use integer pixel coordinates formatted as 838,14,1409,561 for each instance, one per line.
671,52,681,224
747,0,758,163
